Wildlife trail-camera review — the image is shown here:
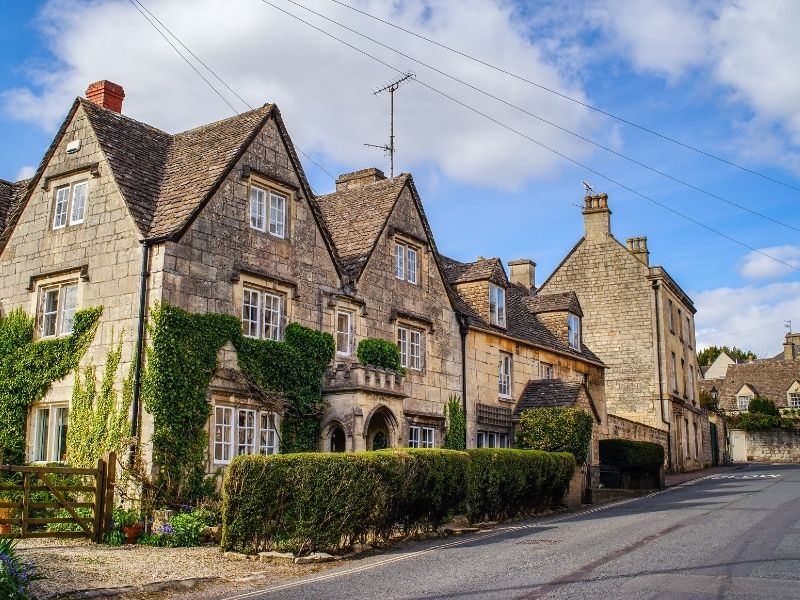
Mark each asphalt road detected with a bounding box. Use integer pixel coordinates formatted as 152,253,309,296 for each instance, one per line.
222,464,800,600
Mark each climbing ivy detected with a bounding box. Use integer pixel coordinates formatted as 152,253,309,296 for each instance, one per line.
67,331,133,468
141,303,334,503
0,307,102,465
443,395,466,450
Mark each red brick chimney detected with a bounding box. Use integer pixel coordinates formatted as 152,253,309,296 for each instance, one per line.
85,80,125,113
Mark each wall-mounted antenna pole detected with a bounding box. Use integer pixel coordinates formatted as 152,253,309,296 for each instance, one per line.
365,72,414,177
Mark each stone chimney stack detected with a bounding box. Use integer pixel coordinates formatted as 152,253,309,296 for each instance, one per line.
85,80,125,113
583,193,611,241
335,168,387,191
508,259,536,294
784,332,800,360
626,237,650,265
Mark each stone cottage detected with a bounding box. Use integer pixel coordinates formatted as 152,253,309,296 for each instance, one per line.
538,193,710,471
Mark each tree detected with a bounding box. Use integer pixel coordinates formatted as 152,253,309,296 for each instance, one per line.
697,345,757,366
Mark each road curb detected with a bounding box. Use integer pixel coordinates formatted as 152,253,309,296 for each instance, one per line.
47,576,219,599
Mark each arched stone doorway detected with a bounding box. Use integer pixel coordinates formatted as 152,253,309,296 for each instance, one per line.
330,425,346,452
364,406,398,450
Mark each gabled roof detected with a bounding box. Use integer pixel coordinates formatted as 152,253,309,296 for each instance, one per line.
440,257,603,366
0,179,29,232
514,378,601,422
527,291,582,317
716,358,800,410
314,175,409,279
439,255,508,287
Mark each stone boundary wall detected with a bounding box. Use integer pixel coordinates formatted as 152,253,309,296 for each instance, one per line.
605,413,669,452
732,429,800,463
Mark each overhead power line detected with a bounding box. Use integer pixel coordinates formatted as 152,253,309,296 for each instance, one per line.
129,0,336,182
257,0,800,274
282,0,799,234
700,317,800,343
328,0,800,195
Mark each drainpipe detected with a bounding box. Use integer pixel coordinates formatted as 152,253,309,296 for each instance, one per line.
129,239,150,466
458,315,469,449
651,279,672,472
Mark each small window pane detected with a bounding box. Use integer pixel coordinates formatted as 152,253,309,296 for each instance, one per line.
60,284,78,335
477,432,486,448
737,396,750,411
263,292,282,341
409,329,422,371
269,192,286,238
242,288,261,338
490,285,506,326
336,311,352,355
53,187,69,229
499,353,512,397
421,427,435,448
406,247,418,284
35,408,50,462
55,407,69,461
259,413,278,455
41,288,60,337
408,426,420,448
790,393,800,408
237,409,256,456
250,187,266,231
70,181,88,224
397,326,408,367
395,244,405,280
214,407,234,463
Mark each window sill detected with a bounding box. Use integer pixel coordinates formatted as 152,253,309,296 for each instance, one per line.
498,396,514,402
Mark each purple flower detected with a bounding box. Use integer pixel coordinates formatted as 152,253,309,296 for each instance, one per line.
159,523,175,536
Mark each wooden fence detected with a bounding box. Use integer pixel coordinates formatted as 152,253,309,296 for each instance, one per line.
0,453,116,542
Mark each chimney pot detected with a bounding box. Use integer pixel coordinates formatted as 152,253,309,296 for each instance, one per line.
85,80,125,113
626,236,650,265
582,192,611,240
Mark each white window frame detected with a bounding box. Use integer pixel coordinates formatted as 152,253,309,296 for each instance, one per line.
52,180,88,230
397,324,424,371
409,425,435,448
498,352,512,398
737,396,751,412
336,309,354,356
394,242,419,284
237,408,257,456
31,405,68,463
394,243,405,280
489,284,506,327
249,185,267,231
540,362,553,380
54,406,69,463
406,246,418,284
789,393,800,408
249,184,287,239
213,405,280,465
241,287,284,341
568,314,581,350
214,406,234,464
259,412,279,455
38,281,79,339
269,191,286,238
477,431,509,449
33,407,51,463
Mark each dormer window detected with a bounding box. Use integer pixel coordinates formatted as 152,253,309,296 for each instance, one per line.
789,392,800,408
568,314,581,350
737,395,751,411
394,242,418,284
52,181,88,229
249,184,286,238
489,284,506,327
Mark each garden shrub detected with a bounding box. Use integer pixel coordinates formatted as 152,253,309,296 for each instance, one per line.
356,338,404,373
599,439,665,473
516,407,594,464
736,412,782,431
220,448,574,554
747,397,780,416
465,449,575,522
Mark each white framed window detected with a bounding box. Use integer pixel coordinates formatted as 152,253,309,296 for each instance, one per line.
39,281,79,338
568,314,581,350
241,287,284,341
489,284,506,327
237,409,257,456
336,310,353,356
409,425,435,448
52,180,88,230
394,242,419,284
213,406,280,464
477,431,509,448
54,407,69,462
249,186,266,231
269,192,286,238
33,407,50,462
214,406,234,464
789,393,800,408
498,352,512,398
397,325,423,371
249,185,287,238
737,396,751,412
259,413,279,455
540,362,553,380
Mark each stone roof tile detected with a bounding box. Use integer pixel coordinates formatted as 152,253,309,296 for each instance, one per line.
714,358,800,410
515,378,584,415
526,291,582,316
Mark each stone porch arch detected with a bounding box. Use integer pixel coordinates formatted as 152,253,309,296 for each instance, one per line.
363,405,400,450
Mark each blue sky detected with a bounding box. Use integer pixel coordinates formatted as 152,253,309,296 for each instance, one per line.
2,0,799,356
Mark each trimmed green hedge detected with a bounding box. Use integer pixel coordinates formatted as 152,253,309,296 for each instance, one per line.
747,397,779,417
599,439,664,473
220,448,574,554
356,338,404,374
516,407,594,464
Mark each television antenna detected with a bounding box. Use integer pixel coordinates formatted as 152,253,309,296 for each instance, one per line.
365,72,414,177
787,320,793,334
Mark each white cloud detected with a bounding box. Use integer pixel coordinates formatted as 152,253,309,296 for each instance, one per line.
592,0,800,164
739,245,800,280
0,0,603,190
694,281,800,357
13,165,36,181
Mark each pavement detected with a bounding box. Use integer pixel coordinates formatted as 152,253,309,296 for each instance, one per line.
216,463,800,600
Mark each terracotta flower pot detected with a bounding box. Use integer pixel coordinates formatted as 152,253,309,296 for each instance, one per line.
0,508,12,535
122,523,144,544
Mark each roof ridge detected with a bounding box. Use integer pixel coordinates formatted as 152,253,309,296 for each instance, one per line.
173,104,272,137
79,98,171,137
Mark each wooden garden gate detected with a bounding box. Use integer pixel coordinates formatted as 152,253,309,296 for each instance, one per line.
0,453,116,542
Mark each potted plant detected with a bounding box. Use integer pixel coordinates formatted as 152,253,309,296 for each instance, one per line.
114,508,143,544
0,507,11,535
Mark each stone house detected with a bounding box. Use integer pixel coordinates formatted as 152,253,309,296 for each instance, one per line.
701,351,738,380
538,193,710,472
440,256,608,462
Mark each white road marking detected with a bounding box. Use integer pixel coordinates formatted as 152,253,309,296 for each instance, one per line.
710,474,780,480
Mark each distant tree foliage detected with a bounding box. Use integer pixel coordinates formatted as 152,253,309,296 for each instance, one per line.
697,345,757,366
